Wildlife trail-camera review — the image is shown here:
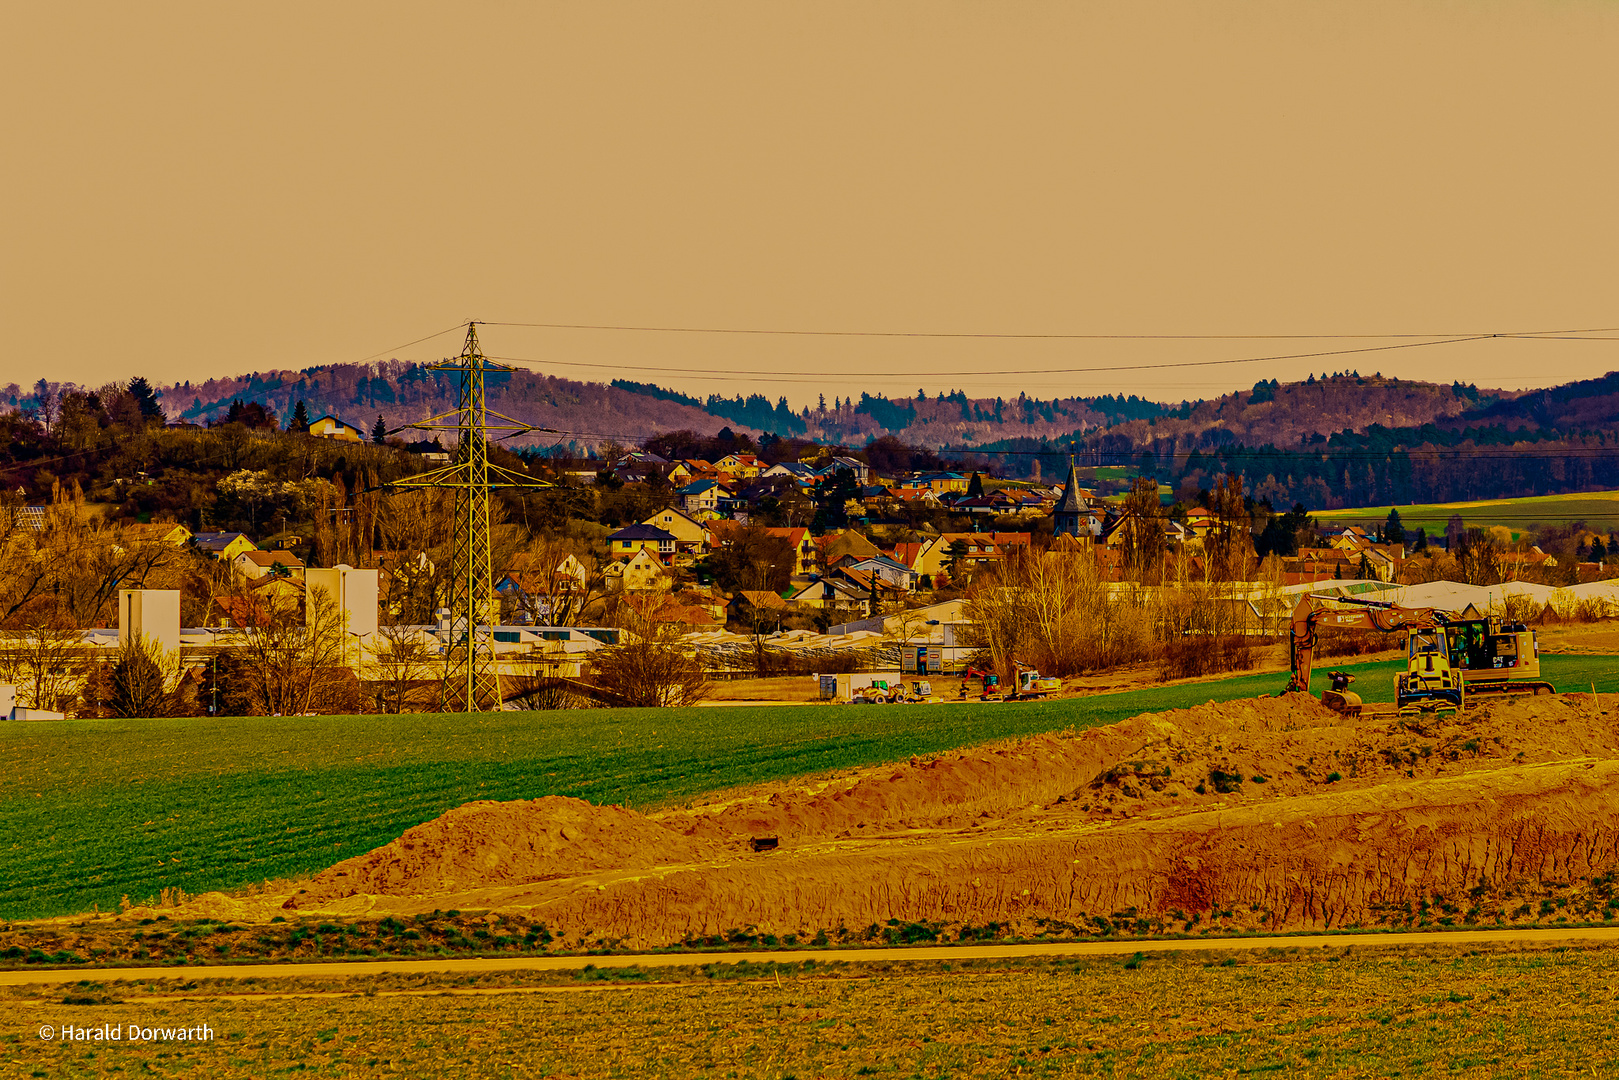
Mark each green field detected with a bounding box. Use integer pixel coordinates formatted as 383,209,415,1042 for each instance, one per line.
1316,489,1619,539
6,656,1619,920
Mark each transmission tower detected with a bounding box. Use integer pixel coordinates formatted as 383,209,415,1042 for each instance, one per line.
392,322,550,712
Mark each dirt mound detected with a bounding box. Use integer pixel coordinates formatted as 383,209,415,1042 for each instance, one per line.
285,796,725,908
516,759,1619,943
667,694,1343,841
272,692,1619,945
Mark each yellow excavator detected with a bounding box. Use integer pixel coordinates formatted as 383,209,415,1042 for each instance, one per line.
1286,594,1553,714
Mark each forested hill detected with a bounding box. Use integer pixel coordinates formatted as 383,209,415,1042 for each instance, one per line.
156,363,735,453
1074,372,1519,453
129,364,1619,466
152,363,1169,449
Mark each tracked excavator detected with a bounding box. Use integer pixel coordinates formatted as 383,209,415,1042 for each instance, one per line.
1286,593,1553,715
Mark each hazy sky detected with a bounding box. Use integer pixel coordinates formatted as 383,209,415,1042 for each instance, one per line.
5,1,1617,409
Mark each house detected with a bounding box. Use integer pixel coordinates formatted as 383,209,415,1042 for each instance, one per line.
603,547,670,592
816,456,871,485
845,554,919,592
607,523,677,562
309,415,364,442
913,471,968,494
234,549,305,580
913,533,1032,577
818,530,882,569
192,531,258,561
117,522,194,548
249,574,306,606
760,461,817,484
888,539,939,579
713,453,762,479
728,589,792,629
886,485,942,507
666,460,711,485
675,479,731,516
761,527,816,576
496,553,592,622
641,507,711,554
1182,508,1216,543
1500,545,1558,573
788,575,872,615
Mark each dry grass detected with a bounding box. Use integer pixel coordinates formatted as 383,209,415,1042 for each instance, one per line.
7,945,1619,1077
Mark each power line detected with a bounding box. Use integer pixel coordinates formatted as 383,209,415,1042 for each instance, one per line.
352,323,470,366
480,319,1619,341
475,335,1500,381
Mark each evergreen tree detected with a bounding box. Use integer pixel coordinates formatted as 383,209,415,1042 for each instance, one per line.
372,414,388,444
1593,537,1608,563
290,400,311,431
966,471,984,498
1382,508,1406,545
126,376,163,420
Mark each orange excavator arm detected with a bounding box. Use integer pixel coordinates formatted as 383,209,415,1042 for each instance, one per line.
1287,594,1442,695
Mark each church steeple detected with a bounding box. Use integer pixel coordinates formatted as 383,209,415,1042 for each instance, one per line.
1053,458,1087,537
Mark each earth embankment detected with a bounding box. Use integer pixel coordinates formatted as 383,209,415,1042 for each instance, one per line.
190,694,1619,945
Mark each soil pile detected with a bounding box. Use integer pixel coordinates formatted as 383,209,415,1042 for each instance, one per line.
285,796,724,909
273,693,1619,944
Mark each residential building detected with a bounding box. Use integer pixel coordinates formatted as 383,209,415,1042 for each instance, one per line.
760,527,816,576
760,461,817,484
914,533,1032,577
607,523,677,562
193,531,258,562
788,575,872,616
713,453,762,479
642,507,711,554
115,522,194,550
844,554,919,591
309,414,364,442
676,479,731,516
603,547,670,592
912,471,968,494
234,549,305,580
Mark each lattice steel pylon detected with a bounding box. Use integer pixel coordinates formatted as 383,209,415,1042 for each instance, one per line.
391,322,550,712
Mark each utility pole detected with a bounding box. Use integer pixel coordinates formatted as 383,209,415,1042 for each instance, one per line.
392,323,551,712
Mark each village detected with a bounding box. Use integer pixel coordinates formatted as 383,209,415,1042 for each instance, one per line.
5,409,1617,718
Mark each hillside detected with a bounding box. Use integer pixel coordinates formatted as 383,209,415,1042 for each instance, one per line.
1078,373,1518,454
156,362,740,452
114,365,1612,463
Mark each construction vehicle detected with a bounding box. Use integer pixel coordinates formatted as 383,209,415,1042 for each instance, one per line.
960,667,1003,701
1011,662,1062,700
1286,593,1552,712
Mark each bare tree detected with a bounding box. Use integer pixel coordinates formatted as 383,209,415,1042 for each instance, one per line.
225,588,354,715
1120,476,1167,584
586,599,710,707
364,621,437,713
0,613,88,714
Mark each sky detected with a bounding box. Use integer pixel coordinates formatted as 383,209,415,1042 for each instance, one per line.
4,1,1618,410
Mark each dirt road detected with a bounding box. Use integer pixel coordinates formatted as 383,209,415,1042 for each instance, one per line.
5,925,1619,987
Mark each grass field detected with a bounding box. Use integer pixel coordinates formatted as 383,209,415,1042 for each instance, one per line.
9,947,1619,1077
6,657,1619,921
1315,489,1619,539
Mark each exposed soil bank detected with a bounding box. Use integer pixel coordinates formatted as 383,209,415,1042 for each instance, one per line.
139,693,1619,946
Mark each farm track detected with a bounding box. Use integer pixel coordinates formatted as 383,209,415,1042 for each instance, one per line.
6,925,1619,987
